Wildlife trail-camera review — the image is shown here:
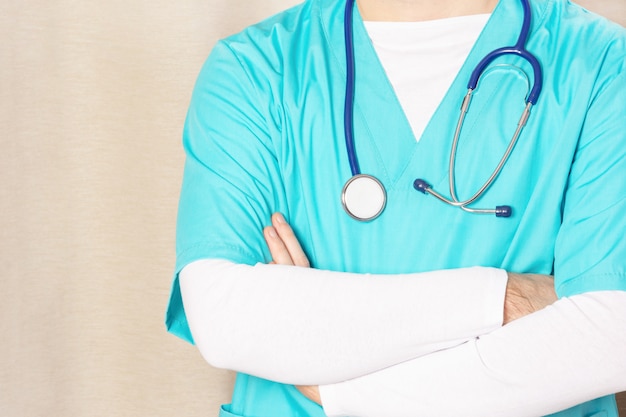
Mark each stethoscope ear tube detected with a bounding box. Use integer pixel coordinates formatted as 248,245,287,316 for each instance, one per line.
413,102,533,218
412,0,541,218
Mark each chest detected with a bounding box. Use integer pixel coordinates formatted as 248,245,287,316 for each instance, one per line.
268,28,588,275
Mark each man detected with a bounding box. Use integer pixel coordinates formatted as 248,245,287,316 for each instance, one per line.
167,0,626,415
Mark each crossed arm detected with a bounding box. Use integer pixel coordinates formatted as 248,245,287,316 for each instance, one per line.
262,212,559,405
180,214,626,416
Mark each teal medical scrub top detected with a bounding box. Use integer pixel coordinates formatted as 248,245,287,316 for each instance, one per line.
166,0,626,415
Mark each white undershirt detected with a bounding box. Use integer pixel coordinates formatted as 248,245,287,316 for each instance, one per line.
364,14,489,141
180,13,626,417
181,261,626,415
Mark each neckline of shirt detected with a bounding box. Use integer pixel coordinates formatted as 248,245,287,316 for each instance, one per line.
362,13,491,26
363,13,491,47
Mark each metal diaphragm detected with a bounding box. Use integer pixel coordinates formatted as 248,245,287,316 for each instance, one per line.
341,174,386,221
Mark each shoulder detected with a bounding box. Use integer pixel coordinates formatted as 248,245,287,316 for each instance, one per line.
190,2,312,103
215,0,317,73
542,0,626,57
192,0,339,117
534,0,626,96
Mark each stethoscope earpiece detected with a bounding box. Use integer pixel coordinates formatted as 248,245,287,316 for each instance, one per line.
413,179,431,194
495,206,512,218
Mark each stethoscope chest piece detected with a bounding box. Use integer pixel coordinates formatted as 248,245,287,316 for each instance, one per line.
341,174,387,221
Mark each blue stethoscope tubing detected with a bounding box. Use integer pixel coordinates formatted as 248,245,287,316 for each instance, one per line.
340,0,543,221
344,0,359,177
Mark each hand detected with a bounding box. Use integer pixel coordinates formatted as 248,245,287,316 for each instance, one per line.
504,273,557,324
263,213,321,405
263,212,310,267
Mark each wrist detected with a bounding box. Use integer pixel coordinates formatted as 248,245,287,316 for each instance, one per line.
504,273,532,324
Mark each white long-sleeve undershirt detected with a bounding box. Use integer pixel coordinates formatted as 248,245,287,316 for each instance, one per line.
181,260,626,416
320,290,626,417
180,259,507,385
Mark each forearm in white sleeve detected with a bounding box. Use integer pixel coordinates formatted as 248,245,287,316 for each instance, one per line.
179,259,507,385
320,290,626,417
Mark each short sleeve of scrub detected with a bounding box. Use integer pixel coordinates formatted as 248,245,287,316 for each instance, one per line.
555,68,626,297
166,41,284,342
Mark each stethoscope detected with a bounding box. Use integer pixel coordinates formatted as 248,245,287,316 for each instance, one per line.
340,0,543,221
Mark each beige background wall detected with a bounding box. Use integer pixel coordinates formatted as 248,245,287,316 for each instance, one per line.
1,1,624,416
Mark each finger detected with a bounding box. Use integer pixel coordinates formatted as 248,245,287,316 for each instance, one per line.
272,213,310,267
296,385,321,404
263,225,294,265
